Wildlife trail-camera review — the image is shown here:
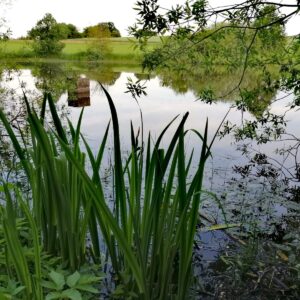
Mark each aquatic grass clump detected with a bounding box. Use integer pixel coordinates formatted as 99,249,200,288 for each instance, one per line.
0,183,43,299
0,87,213,299
0,92,95,271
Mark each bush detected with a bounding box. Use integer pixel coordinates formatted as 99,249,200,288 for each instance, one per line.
28,13,64,56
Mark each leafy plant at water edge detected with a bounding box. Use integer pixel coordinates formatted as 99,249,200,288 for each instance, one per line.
0,183,43,299
42,270,101,300
0,280,25,299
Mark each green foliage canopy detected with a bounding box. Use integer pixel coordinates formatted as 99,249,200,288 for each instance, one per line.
56,23,82,39
131,1,300,127
28,13,64,56
132,2,290,71
83,22,121,38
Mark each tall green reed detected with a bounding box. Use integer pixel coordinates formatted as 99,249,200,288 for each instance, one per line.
0,182,43,299
58,85,214,298
0,93,98,270
0,86,214,299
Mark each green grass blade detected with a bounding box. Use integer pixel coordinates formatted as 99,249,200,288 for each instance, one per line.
47,93,68,144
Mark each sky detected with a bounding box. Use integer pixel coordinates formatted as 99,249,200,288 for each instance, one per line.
2,0,300,38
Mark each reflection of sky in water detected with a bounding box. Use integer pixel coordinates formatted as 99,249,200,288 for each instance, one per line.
2,67,300,270
2,68,300,231
2,69,299,177
60,72,299,180
63,73,240,153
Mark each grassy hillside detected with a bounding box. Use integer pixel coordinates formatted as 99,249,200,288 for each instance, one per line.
0,37,161,62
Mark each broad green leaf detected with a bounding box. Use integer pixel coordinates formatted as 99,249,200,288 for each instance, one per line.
61,289,82,300
49,271,65,290
67,271,80,288
46,291,62,300
41,280,57,290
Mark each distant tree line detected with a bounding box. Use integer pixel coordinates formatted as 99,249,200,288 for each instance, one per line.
82,22,121,38
26,13,121,56
27,13,121,40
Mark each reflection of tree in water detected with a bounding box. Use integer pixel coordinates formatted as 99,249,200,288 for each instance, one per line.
0,63,68,181
31,63,76,100
0,86,29,183
30,62,121,97
0,127,25,184
158,67,278,117
84,68,121,85
134,73,155,81
0,62,122,177
158,66,300,206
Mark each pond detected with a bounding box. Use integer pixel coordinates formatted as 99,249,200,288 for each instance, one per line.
1,61,300,293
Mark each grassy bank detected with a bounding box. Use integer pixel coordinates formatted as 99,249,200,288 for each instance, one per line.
0,37,161,62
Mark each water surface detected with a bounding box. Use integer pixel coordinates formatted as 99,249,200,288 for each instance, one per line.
1,61,299,247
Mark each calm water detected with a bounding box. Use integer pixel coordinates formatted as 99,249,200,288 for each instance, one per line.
1,61,299,242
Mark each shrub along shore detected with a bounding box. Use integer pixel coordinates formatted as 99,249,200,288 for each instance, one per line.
0,37,161,63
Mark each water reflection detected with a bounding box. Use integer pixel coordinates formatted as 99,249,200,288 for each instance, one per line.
68,77,91,107
0,62,299,231
158,68,278,117
1,62,122,98
1,62,299,291
0,61,278,118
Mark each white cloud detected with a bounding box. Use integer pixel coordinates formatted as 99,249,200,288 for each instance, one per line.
3,0,300,38
5,0,139,37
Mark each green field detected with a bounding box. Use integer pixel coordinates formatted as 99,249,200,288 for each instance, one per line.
0,37,161,62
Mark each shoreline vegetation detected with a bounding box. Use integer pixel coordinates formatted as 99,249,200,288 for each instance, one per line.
1,35,297,71
0,37,161,63
0,88,212,299
1,1,300,298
